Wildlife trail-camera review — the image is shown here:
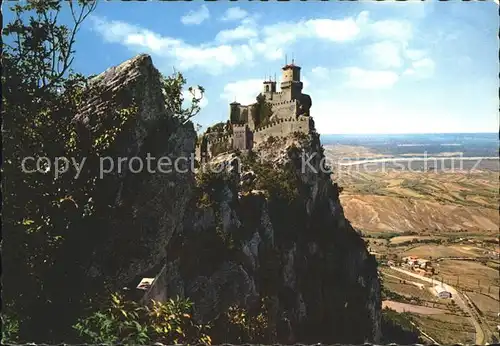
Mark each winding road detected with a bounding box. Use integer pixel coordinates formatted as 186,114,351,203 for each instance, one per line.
390,266,486,345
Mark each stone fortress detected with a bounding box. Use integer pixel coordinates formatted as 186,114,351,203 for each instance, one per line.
197,61,314,162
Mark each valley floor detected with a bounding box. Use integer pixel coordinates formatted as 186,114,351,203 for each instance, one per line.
325,143,500,344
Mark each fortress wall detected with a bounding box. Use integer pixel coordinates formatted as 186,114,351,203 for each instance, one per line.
207,133,232,157
271,100,298,120
253,116,310,143
207,133,231,144
232,104,252,123
267,91,288,104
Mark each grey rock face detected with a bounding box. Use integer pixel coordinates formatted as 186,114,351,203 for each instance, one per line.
168,134,381,343
73,54,380,344
73,54,196,288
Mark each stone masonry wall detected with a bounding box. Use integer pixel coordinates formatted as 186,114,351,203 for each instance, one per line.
271,100,298,120
207,134,232,158
266,91,289,104
253,116,310,144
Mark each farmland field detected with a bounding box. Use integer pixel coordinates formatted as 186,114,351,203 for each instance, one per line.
324,135,499,344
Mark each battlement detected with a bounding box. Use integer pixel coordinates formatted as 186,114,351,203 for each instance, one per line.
255,116,309,133
255,117,292,132
198,62,313,162
271,99,297,106
232,123,248,130
208,133,232,144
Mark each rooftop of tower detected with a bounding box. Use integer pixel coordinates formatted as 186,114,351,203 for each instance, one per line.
282,63,301,70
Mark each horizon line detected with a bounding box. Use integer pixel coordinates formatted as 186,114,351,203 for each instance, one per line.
318,131,498,136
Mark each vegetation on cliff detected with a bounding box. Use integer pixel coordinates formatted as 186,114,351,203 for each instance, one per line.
252,93,274,127
2,2,384,345
2,1,202,343
73,294,211,344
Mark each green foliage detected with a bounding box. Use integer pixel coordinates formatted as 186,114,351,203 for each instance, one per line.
196,167,234,197
210,139,232,157
1,314,20,344
211,298,270,343
194,167,234,216
292,131,309,141
252,93,273,126
73,293,211,345
2,1,206,342
2,1,100,340
243,155,300,204
161,72,205,124
267,136,278,144
208,122,226,133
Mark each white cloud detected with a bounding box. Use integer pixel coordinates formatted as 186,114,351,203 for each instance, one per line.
220,7,248,21
260,17,361,46
90,11,425,77
403,57,435,79
302,77,311,91
364,41,404,69
369,19,413,43
91,16,255,75
343,67,399,89
221,79,263,105
180,5,210,25
311,66,330,79
405,48,427,61
215,25,258,43
304,18,361,41
90,14,362,74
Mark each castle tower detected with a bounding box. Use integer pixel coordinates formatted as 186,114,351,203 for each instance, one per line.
281,62,303,101
263,78,277,97
232,124,253,151
229,101,242,123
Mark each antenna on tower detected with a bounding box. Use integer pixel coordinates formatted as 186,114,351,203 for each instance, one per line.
274,73,276,82
292,52,295,65
285,54,288,65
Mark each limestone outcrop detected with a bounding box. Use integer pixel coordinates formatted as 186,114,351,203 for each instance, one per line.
72,54,196,289
71,54,381,344
168,134,381,343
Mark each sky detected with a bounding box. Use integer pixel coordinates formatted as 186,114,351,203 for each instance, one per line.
4,1,499,134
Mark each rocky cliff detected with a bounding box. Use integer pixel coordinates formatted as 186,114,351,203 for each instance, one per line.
168,133,381,344
73,54,381,344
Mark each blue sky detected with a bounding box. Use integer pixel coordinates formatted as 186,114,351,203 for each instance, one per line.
5,1,499,134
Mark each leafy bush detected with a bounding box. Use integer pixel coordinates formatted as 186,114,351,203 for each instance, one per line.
161,73,204,124
242,154,300,204
252,93,273,126
267,136,277,144
1,314,20,344
292,131,309,141
73,293,211,345
2,1,205,341
210,298,270,343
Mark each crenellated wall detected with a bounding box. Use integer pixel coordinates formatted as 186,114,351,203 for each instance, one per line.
206,133,232,158
270,99,299,120
253,116,310,143
265,91,289,104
